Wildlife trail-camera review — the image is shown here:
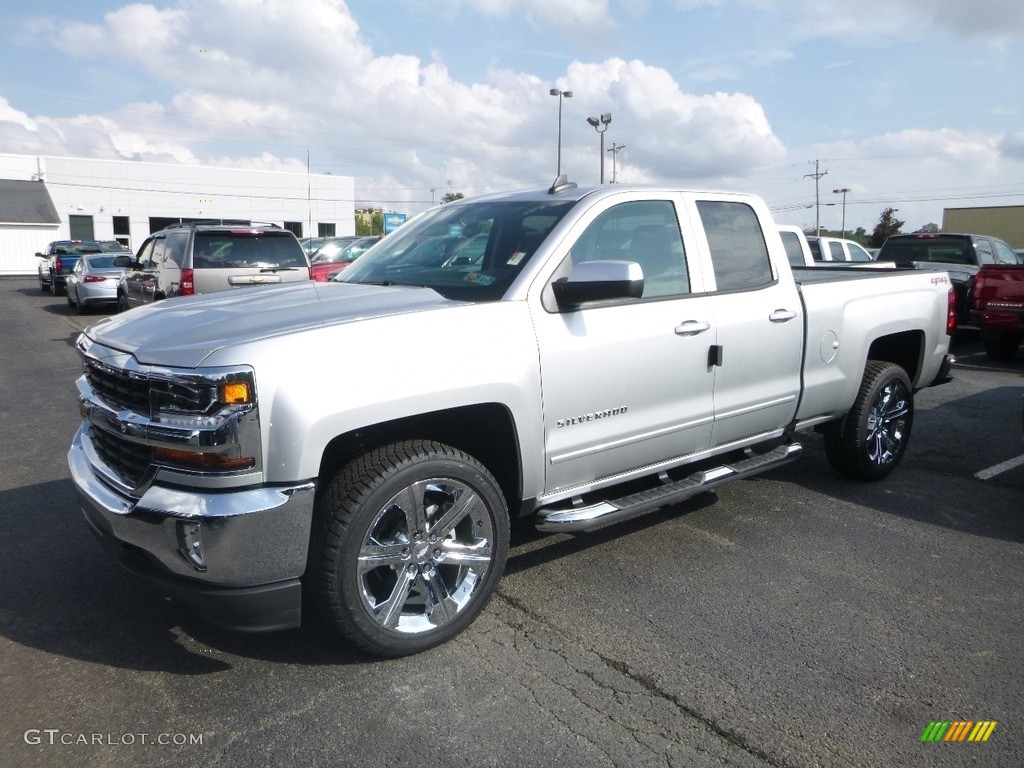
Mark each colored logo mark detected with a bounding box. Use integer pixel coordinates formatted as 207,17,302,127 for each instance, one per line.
921,721,997,742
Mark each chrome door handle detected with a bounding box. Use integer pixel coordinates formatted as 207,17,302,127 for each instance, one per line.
675,320,711,336
769,309,798,322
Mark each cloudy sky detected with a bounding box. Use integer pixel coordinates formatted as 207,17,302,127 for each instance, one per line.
2,0,1023,232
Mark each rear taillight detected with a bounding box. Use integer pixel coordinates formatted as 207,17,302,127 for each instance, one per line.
83,275,105,283
180,268,195,296
946,286,957,335
54,256,63,272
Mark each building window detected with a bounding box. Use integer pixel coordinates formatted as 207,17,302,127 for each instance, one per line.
283,221,303,237
69,214,94,240
318,223,336,237
112,215,131,248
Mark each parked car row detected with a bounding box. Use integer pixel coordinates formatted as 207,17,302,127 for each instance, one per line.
35,224,389,314
875,232,1024,327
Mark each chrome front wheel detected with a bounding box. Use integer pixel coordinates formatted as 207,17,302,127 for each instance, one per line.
309,441,509,657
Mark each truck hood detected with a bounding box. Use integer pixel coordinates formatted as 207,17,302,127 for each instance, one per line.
84,281,459,368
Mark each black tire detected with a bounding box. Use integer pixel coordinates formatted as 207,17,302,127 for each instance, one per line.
823,361,913,481
116,292,129,313
981,331,1019,361
308,440,509,657
50,276,61,296
39,272,47,291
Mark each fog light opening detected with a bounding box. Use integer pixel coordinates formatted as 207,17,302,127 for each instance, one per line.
176,521,207,572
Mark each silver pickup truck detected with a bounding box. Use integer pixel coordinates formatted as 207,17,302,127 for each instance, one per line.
69,182,955,657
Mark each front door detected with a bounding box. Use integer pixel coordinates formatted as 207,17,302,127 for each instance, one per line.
532,198,716,497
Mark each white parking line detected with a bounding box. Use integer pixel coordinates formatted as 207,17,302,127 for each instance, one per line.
975,454,1024,480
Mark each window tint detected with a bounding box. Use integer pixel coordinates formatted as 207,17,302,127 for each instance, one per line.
779,231,806,267
192,232,307,269
992,240,1019,266
808,239,824,262
570,200,689,298
148,239,167,268
847,243,872,262
135,240,155,268
829,241,845,261
975,240,994,265
164,233,188,267
696,201,773,291
877,237,975,264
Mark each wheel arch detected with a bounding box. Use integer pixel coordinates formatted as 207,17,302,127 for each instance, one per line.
316,403,523,515
866,330,924,386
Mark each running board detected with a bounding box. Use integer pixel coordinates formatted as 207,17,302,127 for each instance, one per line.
535,442,802,533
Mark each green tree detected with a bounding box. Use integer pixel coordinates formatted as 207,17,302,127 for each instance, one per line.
870,208,905,248
355,209,383,236
441,192,464,204
917,222,939,233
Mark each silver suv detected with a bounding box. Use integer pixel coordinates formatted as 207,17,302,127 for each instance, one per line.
116,223,310,311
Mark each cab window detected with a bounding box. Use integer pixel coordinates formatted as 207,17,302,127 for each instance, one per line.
570,200,689,298
697,201,774,291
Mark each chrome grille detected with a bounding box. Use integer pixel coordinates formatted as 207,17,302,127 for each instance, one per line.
84,358,149,414
90,425,151,487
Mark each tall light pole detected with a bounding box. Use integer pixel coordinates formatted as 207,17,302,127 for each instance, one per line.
549,88,572,178
833,188,850,236
586,113,612,183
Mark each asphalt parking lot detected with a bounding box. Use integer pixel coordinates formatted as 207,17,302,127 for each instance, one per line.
1,275,1022,768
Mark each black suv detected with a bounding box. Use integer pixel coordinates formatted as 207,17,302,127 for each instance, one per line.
116,222,310,311
876,232,1022,326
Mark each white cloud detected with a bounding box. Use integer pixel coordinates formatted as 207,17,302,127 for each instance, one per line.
797,0,1024,44
464,0,614,34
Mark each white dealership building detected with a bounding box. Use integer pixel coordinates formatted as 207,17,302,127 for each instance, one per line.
0,153,355,275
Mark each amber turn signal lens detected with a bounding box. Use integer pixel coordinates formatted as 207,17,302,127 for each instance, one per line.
155,447,255,471
220,381,251,405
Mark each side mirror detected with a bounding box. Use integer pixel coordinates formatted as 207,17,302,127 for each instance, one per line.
552,260,644,310
112,255,134,268
35,253,45,258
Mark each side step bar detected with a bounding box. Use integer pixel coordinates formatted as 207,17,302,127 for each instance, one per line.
535,442,802,533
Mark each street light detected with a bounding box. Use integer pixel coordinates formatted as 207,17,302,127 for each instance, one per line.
586,113,612,183
833,188,851,236
549,88,573,178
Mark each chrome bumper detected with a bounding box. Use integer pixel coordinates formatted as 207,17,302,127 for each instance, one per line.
69,424,316,631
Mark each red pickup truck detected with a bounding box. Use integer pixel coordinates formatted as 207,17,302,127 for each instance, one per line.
972,264,1024,359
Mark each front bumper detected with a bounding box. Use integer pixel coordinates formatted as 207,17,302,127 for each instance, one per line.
69,425,316,632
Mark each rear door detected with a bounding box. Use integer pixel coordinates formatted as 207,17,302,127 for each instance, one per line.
690,197,804,446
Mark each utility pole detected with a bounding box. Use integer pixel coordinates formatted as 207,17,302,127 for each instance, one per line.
833,188,850,237
804,160,828,235
607,142,626,183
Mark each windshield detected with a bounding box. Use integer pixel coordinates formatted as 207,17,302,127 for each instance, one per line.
337,199,576,301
